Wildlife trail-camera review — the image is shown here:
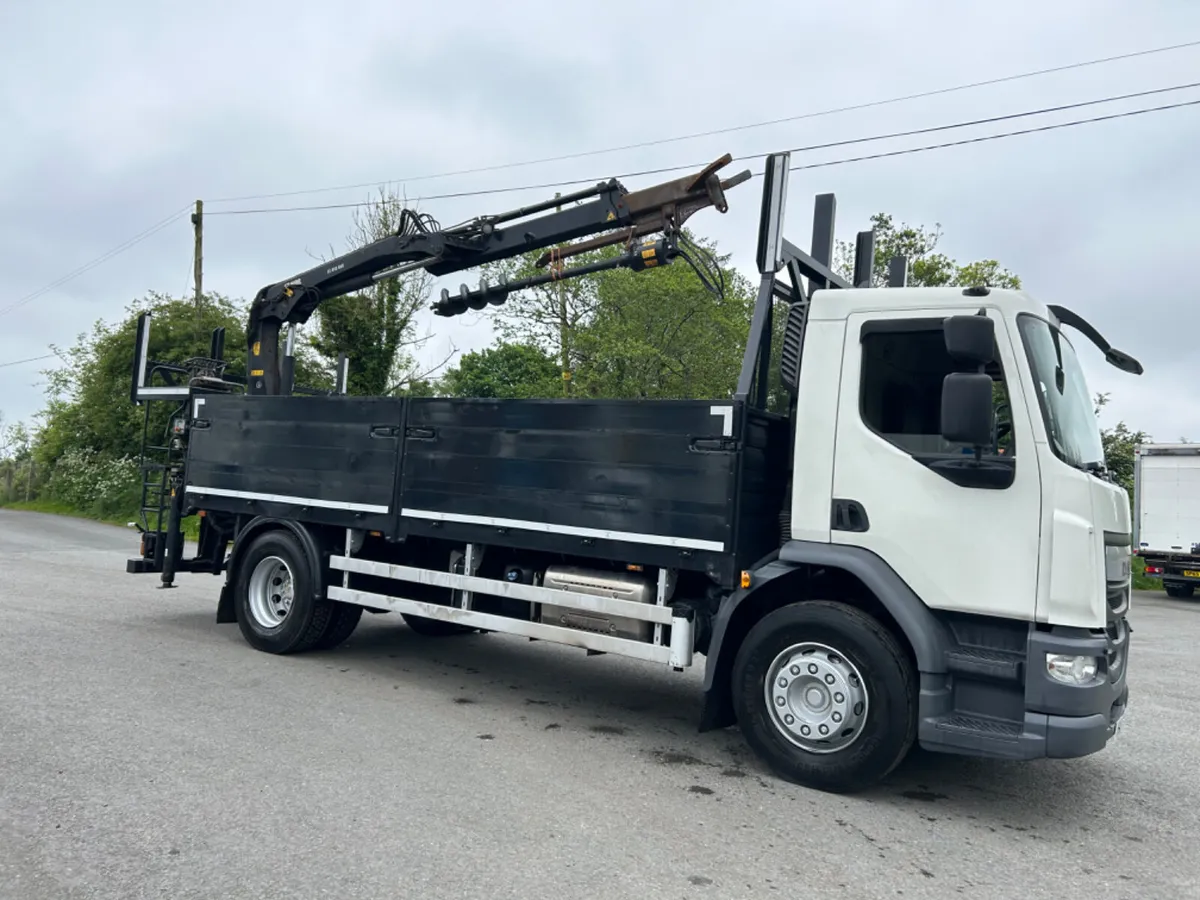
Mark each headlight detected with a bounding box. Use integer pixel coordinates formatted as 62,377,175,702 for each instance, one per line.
1046,653,1100,685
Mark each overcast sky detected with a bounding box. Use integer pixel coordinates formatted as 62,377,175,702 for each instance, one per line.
2,0,1198,443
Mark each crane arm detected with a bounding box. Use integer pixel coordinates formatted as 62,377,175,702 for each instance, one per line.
245,155,751,395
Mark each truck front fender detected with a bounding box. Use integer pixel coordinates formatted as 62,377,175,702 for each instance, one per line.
698,540,951,731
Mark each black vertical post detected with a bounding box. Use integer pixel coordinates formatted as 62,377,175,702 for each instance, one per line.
754,298,774,410
887,256,909,287
853,230,875,288
810,194,837,289
159,469,185,589
756,153,791,275
281,325,296,396
736,274,778,401
129,313,148,405
739,152,792,407
335,352,349,395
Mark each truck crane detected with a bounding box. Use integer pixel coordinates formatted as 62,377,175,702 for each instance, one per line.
125,151,1141,794
243,155,751,397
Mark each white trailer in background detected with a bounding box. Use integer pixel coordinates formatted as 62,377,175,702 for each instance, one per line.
1134,443,1200,598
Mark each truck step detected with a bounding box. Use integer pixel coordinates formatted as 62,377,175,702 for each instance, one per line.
929,713,1022,742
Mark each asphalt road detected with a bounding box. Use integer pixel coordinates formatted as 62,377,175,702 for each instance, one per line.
1,510,1197,900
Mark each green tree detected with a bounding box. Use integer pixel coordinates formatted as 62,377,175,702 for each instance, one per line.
0,416,33,503
439,342,561,399
478,240,622,396
573,232,756,400
1095,392,1149,502
307,187,442,396
475,227,754,400
834,213,1021,289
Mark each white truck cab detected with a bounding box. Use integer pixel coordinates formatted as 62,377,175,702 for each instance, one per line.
798,286,1132,632
714,280,1135,778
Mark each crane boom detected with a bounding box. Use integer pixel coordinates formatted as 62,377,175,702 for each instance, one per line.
245,155,752,395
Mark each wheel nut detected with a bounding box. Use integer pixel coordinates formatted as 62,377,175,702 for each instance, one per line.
778,677,788,688
808,664,818,674
824,674,835,685
832,712,843,723
801,725,811,736
790,665,800,676
834,692,844,703
775,697,786,707
784,714,795,725
819,725,829,735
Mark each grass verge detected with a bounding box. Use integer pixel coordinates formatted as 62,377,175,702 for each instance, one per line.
0,499,135,529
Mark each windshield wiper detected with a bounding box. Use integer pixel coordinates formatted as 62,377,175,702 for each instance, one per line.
1047,305,1143,375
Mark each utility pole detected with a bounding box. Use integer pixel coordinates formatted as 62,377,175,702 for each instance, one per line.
191,200,204,310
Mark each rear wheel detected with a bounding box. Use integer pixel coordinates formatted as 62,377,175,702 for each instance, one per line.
234,530,333,654
731,600,916,794
313,602,364,650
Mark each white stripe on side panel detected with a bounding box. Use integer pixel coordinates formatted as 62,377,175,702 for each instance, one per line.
185,485,389,514
400,507,724,552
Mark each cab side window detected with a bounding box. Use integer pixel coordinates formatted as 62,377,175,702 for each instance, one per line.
859,320,1014,458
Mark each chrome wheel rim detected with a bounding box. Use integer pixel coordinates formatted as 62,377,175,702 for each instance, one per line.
764,641,869,754
248,556,294,629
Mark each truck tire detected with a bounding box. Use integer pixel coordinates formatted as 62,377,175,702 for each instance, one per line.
401,613,477,637
234,529,334,654
731,600,917,794
313,602,364,650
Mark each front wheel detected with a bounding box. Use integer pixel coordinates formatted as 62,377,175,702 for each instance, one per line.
731,600,916,794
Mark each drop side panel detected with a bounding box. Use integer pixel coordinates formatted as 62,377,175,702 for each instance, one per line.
397,398,747,582
184,394,404,532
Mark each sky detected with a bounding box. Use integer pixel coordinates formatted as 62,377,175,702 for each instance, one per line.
1,0,1198,443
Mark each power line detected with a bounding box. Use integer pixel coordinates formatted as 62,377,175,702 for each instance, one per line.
206,90,1200,218
5,75,1197,324
8,100,1193,374
786,96,1200,172
0,352,57,370
0,204,193,319
207,38,1200,204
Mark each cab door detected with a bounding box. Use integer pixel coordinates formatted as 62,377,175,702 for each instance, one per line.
829,305,1043,621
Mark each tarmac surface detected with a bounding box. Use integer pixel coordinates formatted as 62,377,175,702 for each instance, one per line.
1,509,1197,899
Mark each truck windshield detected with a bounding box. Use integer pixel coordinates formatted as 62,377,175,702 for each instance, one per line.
1017,313,1105,471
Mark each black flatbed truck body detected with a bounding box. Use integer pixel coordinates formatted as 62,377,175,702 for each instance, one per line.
183,392,789,589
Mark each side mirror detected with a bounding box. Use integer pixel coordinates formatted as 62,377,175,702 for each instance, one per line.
944,314,995,365
941,372,994,447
